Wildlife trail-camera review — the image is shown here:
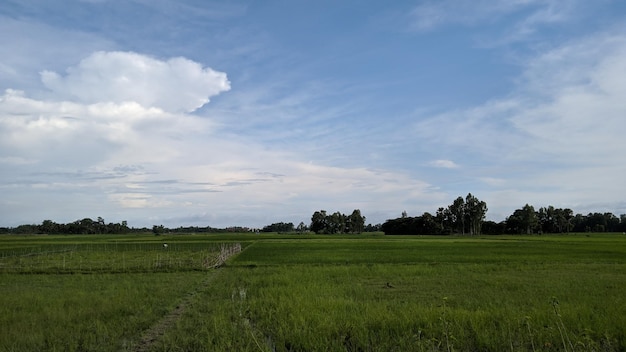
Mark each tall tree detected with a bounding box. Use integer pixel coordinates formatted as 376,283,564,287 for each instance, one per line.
449,196,466,235
436,207,453,234
310,209,366,234
328,211,346,234
521,204,538,234
538,206,555,233
40,220,59,234
297,222,307,233
348,209,365,234
310,210,328,234
464,193,487,235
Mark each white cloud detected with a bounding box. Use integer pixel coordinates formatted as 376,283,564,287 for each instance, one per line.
510,32,626,161
0,89,205,168
40,51,231,113
429,159,460,169
415,28,626,216
0,50,444,227
0,51,231,172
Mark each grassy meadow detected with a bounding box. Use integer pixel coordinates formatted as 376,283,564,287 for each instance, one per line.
1,233,625,351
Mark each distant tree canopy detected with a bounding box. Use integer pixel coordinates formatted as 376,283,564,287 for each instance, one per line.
2,204,624,236
261,222,295,233
310,209,366,234
7,218,131,235
0,219,256,235
382,193,487,236
505,206,624,234
382,194,626,235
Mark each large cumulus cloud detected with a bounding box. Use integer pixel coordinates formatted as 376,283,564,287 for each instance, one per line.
0,50,442,227
40,51,231,113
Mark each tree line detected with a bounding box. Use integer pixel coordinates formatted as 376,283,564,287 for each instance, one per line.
382,194,626,235
2,202,625,236
309,209,366,234
0,218,257,235
492,204,626,235
0,217,131,235
382,193,487,235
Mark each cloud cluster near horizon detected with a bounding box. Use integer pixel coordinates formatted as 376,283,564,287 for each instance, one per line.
0,49,444,226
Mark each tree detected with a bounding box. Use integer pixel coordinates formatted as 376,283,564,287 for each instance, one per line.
74,218,97,234
152,225,165,236
435,207,448,234
310,210,328,234
604,212,620,232
418,212,442,234
380,194,488,235
348,209,365,234
382,212,443,235
464,193,487,235
261,222,295,233
551,207,572,233
40,220,59,234
297,222,307,233
310,209,366,234
121,220,129,233
381,216,418,235
449,196,466,235
94,217,104,233
506,204,538,234
482,220,505,235
521,204,538,234
538,206,556,233
328,212,345,234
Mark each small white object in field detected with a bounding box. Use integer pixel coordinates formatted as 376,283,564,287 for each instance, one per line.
163,243,168,249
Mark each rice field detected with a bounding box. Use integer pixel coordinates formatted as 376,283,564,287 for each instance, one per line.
1,233,625,351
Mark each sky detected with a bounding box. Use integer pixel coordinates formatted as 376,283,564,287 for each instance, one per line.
1,0,626,228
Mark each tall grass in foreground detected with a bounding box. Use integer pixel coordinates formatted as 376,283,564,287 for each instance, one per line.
0,272,207,351
1,234,625,351
157,236,626,351
161,264,625,351
0,236,242,351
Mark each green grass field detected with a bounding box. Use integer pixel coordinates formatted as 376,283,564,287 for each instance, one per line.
1,233,625,351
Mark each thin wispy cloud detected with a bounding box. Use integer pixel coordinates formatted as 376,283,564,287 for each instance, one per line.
415,27,626,218
408,0,581,45
409,0,551,30
429,160,460,169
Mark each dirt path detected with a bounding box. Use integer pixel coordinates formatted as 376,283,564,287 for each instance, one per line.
132,284,202,352
132,243,242,352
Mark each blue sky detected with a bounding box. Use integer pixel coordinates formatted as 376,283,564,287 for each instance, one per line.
1,0,626,228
